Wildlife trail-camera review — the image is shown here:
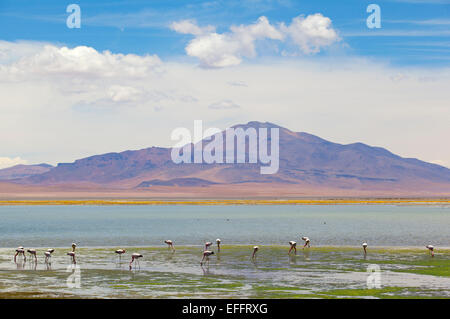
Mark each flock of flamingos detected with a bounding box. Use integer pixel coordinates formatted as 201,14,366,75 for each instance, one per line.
12,237,436,270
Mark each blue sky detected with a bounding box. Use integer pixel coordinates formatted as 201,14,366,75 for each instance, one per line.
0,0,449,169
0,0,449,66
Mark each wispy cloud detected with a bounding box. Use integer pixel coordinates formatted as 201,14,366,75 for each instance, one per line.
208,99,241,110
343,30,450,37
390,0,450,4
386,19,450,26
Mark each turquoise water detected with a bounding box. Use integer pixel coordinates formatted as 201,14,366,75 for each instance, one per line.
0,205,448,248
0,205,449,298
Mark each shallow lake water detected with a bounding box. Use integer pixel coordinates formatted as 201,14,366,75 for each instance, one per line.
0,205,448,298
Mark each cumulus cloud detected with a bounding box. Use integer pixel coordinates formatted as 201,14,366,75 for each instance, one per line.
0,43,162,79
208,99,241,110
0,157,28,169
170,14,339,67
171,16,284,68
0,42,194,111
280,14,340,54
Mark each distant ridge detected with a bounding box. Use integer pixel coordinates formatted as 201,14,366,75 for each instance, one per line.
1,121,449,196
0,164,53,180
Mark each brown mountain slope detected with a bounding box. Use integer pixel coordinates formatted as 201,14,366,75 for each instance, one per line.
0,164,53,180
8,121,450,195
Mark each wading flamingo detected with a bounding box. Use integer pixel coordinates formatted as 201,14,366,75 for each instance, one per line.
27,249,37,262
252,246,259,259
129,253,143,270
115,249,126,260
426,245,434,257
205,242,212,250
288,241,297,255
301,237,310,249
362,242,368,254
216,239,221,252
164,240,175,251
67,243,77,264
200,250,214,266
14,246,26,262
44,251,52,263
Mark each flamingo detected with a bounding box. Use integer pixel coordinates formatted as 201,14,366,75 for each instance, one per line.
14,246,26,262
426,245,434,257
27,249,37,262
115,249,126,261
67,251,76,264
362,242,368,254
200,250,214,266
44,249,55,263
164,240,175,251
252,246,259,259
288,241,297,255
205,242,212,250
301,236,310,249
129,253,143,270
216,239,221,252
67,243,77,264
44,251,52,263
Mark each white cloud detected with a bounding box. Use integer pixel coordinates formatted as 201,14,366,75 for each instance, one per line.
209,99,241,110
170,14,339,67
0,42,162,79
171,16,283,68
280,14,340,54
108,85,141,103
0,157,28,169
228,81,248,87
170,20,215,36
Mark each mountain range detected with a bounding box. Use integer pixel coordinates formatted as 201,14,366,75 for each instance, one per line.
1,121,449,198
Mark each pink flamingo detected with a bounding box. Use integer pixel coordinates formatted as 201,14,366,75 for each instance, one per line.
362,242,368,254
67,243,77,264
205,242,212,250
301,236,310,249
288,241,297,255
252,246,259,259
426,245,434,257
129,253,143,270
200,250,214,266
164,240,175,251
44,251,53,263
216,239,221,252
27,249,37,262
115,249,126,260
14,246,26,262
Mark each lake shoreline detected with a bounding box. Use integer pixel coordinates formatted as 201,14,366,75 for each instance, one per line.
0,198,449,206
